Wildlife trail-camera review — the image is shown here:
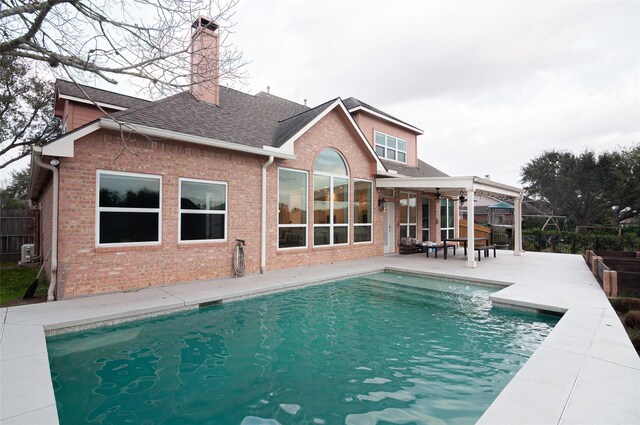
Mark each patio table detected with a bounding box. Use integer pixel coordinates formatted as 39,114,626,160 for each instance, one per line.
443,237,488,259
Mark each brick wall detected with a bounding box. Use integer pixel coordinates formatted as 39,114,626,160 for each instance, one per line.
51,108,384,298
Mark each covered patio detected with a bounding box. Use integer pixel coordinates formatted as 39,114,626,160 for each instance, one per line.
376,175,525,267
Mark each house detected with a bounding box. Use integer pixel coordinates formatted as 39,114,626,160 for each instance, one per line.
29,17,524,300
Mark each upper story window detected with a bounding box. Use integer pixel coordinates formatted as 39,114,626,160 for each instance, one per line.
374,131,407,163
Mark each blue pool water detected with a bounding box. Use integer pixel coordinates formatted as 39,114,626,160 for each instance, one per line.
48,272,558,424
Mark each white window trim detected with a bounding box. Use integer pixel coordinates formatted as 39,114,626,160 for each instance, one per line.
353,178,373,244
374,130,408,164
399,191,417,239
313,170,350,247
96,170,162,248
277,167,309,251
178,177,227,243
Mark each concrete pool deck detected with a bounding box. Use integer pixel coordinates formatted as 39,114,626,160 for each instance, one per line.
1,251,639,424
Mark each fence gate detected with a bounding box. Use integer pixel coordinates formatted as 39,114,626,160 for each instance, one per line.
0,209,35,262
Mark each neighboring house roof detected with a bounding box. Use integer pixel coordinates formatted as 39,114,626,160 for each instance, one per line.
108,87,309,150
343,97,423,134
381,159,448,178
488,201,515,210
55,80,150,110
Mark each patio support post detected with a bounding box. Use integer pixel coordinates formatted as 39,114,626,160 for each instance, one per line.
514,194,523,256
466,188,477,268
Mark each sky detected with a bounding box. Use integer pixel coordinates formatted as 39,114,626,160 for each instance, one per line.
229,0,639,187
2,0,638,188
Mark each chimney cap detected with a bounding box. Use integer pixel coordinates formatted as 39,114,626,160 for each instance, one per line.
192,16,218,32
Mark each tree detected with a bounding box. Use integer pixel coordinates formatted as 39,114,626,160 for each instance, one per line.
0,0,247,93
0,56,62,169
520,146,639,227
0,166,30,209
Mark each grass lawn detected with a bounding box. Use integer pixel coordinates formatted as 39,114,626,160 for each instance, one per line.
0,262,48,307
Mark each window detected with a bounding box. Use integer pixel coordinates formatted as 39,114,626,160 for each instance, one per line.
97,171,161,246
422,197,430,242
313,149,349,246
354,180,372,243
440,199,455,240
278,168,308,249
374,131,407,163
399,192,417,238
179,179,227,242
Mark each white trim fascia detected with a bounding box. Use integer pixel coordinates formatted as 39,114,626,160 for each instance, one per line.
100,119,296,160
375,176,524,198
42,122,101,157
348,106,424,134
58,94,130,111
278,100,386,173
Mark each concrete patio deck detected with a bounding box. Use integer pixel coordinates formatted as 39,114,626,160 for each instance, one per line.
1,250,638,424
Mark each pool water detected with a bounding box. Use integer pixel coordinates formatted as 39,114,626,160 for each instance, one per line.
48,272,558,424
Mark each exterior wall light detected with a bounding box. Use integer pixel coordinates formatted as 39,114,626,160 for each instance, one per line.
50,159,60,166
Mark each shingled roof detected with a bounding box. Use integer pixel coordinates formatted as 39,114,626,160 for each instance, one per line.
56,80,150,110
272,98,339,147
343,97,423,133
381,159,448,178
109,87,309,149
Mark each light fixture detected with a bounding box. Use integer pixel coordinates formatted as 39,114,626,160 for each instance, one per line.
378,196,385,211
435,188,442,199
50,159,60,166
458,190,467,206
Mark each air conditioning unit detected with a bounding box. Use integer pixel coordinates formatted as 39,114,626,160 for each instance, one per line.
21,244,35,264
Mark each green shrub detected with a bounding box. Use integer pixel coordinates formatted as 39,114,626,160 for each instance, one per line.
624,311,640,329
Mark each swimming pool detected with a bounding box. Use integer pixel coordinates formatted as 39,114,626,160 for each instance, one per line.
48,272,558,424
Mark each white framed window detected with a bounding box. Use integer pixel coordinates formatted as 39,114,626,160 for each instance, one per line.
96,170,162,246
354,179,373,243
441,199,455,240
374,131,407,163
422,197,430,242
399,192,417,239
278,168,308,249
179,178,227,242
313,149,349,246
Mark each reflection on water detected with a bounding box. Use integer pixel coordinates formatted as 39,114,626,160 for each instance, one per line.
48,272,558,424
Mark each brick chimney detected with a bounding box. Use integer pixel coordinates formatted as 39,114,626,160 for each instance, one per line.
190,17,220,105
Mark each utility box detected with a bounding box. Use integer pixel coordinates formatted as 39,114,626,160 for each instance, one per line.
21,243,35,263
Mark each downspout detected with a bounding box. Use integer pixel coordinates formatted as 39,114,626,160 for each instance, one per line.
33,150,59,301
261,156,274,274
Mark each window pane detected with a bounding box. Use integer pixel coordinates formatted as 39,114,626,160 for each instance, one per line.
421,197,430,227
279,227,306,248
441,201,447,226
387,136,397,149
397,152,406,163
181,181,225,211
314,227,330,246
354,181,372,224
99,174,159,208
409,225,417,239
333,177,348,224
334,226,348,244
375,132,386,146
375,145,385,157
100,212,159,243
400,225,408,238
314,149,348,175
448,200,455,228
354,225,372,243
397,140,407,151
279,170,307,225
314,174,331,224
181,213,225,241
408,195,417,223
387,149,396,160
441,229,447,240
422,228,430,242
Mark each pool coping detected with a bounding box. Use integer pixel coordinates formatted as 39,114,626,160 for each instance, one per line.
1,251,639,424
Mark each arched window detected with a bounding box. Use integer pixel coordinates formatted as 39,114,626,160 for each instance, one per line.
313,149,349,246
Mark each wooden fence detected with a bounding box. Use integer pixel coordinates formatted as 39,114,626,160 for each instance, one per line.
0,209,35,262
459,220,492,241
